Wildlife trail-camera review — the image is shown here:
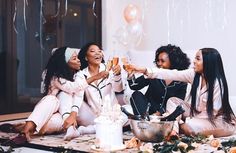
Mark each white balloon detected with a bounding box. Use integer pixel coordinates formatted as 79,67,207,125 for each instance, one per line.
126,21,143,47
114,27,129,46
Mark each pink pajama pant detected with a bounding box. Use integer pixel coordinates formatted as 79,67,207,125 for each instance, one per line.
26,95,63,134
27,92,127,134
57,91,128,126
26,92,97,135
166,97,236,137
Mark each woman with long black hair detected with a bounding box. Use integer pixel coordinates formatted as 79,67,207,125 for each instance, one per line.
131,48,235,137
1,47,107,144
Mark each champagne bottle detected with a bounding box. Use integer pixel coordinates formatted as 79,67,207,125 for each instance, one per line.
121,107,142,120
160,105,185,121
142,103,151,121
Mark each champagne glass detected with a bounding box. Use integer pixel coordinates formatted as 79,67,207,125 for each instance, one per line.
101,57,113,85
106,57,113,71
121,56,138,86
112,56,119,67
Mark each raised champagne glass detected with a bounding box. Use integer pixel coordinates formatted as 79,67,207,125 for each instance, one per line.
106,57,113,71
112,56,119,67
121,56,138,86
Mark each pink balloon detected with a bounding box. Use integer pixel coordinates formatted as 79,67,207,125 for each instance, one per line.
123,4,141,23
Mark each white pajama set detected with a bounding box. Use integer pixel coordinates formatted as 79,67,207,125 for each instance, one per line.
26,72,88,134
26,63,127,134
146,68,236,137
74,63,127,126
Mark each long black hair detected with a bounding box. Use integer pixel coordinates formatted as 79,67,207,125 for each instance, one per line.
154,44,191,70
43,47,76,96
190,48,235,124
78,42,104,70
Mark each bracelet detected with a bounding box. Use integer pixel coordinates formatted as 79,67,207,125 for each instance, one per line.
62,112,70,118
114,78,122,82
71,105,80,110
114,72,121,76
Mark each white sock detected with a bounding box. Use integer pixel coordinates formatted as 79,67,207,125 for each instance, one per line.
64,126,80,141
78,125,95,135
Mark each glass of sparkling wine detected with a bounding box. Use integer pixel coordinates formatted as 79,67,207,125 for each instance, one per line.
112,56,119,67
106,57,113,71
121,56,137,86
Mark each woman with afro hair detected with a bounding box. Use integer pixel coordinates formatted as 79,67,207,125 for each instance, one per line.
131,47,236,137
127,44,190,117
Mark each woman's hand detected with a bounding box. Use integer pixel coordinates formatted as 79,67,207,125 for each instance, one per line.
112,64,121,75
63,112,77,130
152,111,161,116
130,65,147,74
87,71,109,84
96,70,109,79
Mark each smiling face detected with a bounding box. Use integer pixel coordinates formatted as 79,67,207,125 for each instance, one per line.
156,52,171,69
86,45,103,66
68,52,81,71
193,50,204,73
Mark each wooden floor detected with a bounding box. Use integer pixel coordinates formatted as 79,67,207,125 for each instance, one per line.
0,112,30,122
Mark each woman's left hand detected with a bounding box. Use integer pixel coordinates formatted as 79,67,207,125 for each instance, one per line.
112,64,121,75
63,112,77,130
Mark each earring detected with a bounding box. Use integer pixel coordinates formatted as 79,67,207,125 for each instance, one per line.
85,57,88,61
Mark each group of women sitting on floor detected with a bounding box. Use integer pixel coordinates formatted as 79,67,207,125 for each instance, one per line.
3,42,236,144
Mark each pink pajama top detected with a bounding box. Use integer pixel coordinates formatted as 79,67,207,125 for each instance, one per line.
80,63,124,114
145,68,223,118
46,72,88,113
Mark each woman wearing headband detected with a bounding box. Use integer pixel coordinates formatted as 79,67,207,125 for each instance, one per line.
3,47,108,144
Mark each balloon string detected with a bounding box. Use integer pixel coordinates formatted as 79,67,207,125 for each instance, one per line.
138,0,148,45
222,0,227,30
23,0,28,31
167,0,170,43
62,0,68,17
40,0,44,50
92,0,97,18
13,0,18,34
52,0,60,17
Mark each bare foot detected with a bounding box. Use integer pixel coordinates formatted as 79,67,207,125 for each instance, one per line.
22,121,36,141
64,126,80,141
13,122,26,133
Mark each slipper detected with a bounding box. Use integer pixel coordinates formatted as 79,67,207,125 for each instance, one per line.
2,133,27,147
0,123,17,133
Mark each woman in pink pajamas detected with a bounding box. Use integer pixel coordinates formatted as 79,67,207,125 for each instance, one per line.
61,42,128,140
131,48,236,137
6,47,108,144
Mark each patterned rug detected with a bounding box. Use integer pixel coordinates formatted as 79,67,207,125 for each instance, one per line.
0,119,137,152
1,119,236,153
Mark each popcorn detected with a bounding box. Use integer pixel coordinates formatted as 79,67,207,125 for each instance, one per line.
125,137,141,149
210,139,220,148
191,142,200,148
178,142,188,150
139,143,153,153
207,135,214,141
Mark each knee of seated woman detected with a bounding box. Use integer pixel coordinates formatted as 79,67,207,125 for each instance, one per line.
180,123,196,136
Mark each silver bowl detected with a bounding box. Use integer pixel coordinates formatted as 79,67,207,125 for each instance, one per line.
130,116,174,142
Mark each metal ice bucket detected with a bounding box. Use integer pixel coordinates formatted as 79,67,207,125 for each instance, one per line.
130,116,174,142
